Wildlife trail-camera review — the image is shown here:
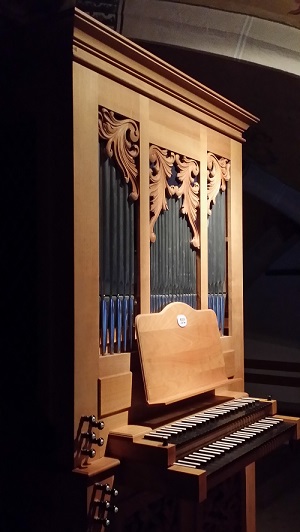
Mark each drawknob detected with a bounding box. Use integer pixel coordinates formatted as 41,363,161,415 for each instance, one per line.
82,415,104,429
92,419,105,430
95,483,119,497
95,500,119,513
81,448,96,458
82,415,97,423
81,431,96,440
94,437,104,447
107,504,118,514
94,516,110,527
81,432,104,446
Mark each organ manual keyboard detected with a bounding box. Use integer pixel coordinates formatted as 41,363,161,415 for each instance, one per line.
106,302,300,531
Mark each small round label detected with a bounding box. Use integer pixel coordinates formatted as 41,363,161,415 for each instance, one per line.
177,314,187,328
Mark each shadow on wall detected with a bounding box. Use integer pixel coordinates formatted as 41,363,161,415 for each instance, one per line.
243,162,300,414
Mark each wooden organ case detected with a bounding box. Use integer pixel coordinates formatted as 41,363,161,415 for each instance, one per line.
70,11,299,531
9,7,299,532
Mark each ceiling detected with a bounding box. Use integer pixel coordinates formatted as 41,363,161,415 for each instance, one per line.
2,1,300,30
165,0,300,29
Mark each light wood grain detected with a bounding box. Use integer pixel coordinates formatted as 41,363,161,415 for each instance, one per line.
227,138,244,389
149,101,202,159
98,372,132,416
208,127,231,159
139,96,151,314
72,456,120,478
73,62,100,453
223,349,236,378
244,463,256,532
107,430,176,467
99,353,131,378
136,303,229,404
199,123,208,309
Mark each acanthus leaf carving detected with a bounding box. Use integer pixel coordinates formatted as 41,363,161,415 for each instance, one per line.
207,152,230,216
149,145,175,243
149,145,200,249
174,154,200,249
98,107,140,201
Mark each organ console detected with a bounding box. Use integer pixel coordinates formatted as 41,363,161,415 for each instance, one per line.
7,7,299,532
105,303,300,530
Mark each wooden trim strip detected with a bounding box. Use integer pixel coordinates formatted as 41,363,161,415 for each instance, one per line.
74,9,256,120
73,39,246,141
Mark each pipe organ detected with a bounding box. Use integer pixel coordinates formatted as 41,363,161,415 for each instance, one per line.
12,7,299,532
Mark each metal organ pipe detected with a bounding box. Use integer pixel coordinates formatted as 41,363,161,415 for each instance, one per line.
99,153,135,354
208,189,226,334
150,162,197,312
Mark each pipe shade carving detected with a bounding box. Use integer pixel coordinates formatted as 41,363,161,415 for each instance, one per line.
98,107,140,201
149,145,200,249
207,152,230,216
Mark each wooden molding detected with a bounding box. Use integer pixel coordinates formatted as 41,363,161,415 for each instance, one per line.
149,145,200,249
207,151,230,216
74,9,259,142
98,106,140,200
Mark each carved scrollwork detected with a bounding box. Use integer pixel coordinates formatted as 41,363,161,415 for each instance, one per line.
98,107,140,201
207,152,231,216
149,145,200,249
175,154,200,249
149,145,176,243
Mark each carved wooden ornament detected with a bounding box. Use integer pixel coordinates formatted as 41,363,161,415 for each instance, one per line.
207,152,231,216
98,107,140,200
149,145,200,249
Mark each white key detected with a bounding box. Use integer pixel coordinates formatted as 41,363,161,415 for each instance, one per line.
145,433,168,442
222,437,239,445
224,436,245,443
164,427,185,434
251,423,272,429
155,430,176,437
207,406,229,416
189,453,212,461
191,452,212,461
174,461,196,469
191,450,215,458
203,447,224,455
191,416,210,422
263,417,282,424
214,441,235,449
233,431,253,439
184,419,202,425
178,458,204,467
172,422,193,429
212,443,233,450
169,425,186,432
208,444,226,453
